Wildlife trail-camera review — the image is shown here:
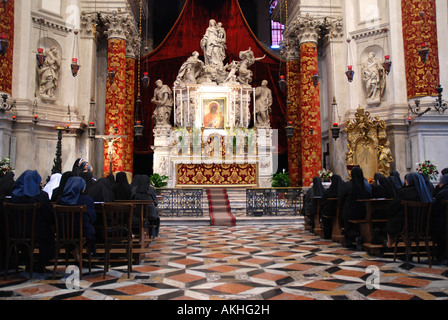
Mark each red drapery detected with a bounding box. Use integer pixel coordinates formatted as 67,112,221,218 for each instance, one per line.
135,0,287,157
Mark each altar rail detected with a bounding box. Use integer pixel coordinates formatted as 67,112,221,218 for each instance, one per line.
155,188,204,217
246,188,303,216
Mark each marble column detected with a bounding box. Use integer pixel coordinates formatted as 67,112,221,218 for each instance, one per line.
294,16,323,187
401,0,440,99
102,11,131,177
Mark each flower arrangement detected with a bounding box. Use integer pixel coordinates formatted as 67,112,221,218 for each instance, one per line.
416,160,439,181
318,168,333,181
0,158,14,177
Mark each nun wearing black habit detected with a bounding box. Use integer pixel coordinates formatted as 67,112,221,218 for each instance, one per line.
130,174,160,238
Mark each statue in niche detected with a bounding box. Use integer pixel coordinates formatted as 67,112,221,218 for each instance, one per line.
255,80,273,127
362,52,386,105
37,46,61,98
151,79,173,126
200,19,226,67
174,51,204,87
237,48,265,86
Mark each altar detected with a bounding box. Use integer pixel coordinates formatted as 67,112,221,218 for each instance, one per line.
150,19,276,188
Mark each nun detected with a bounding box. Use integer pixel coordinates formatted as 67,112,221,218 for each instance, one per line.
42,173,62,200
11,170,55,271
385,172,433,248
57,176,97,258
130,174,160,238
338,167,372,247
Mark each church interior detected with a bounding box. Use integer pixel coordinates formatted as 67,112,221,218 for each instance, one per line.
0,0,447,303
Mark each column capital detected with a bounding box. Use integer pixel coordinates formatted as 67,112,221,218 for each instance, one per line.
103,10,132,40
80,12,98,38
290,15,330,45
126,33,140,59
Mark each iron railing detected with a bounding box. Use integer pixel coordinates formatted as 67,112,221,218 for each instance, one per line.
155,188,204,217
246,188,303,216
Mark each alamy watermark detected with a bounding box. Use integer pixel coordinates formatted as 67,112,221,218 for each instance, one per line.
365,265,381,290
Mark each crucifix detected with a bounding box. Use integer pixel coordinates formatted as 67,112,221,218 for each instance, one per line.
96,125,127,175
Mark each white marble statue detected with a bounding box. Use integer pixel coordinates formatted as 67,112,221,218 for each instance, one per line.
255,80,272,127
37,46,61,98
362,52,386,105
200,19,226,68
237,47,265,86
174,51,204,87
151,79,173,126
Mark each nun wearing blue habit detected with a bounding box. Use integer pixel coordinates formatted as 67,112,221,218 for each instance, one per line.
385,172,433,247
56,176,97,251
11,170,55,270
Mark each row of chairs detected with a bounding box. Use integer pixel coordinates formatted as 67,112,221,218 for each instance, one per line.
311,197,448,268
3,201,155,280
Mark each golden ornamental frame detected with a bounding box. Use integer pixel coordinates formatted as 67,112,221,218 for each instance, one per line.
345,106,393,180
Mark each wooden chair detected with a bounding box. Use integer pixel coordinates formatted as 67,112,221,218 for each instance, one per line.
101,202,135,279
116,200,156,239
393,200,433,268
52,205,92,279
3,202,40,279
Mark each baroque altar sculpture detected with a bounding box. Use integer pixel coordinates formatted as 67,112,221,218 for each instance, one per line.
345,106,393,179
151,19,276,187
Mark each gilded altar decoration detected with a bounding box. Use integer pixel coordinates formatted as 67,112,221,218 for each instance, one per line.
401,0,439,99
176,163,258,186
345,107,393,179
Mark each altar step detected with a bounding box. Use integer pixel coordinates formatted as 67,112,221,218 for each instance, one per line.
161,187,304,226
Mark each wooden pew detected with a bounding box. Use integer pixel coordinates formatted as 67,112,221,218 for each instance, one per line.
312,196,323,237
319,198,345,245
350,198,392,256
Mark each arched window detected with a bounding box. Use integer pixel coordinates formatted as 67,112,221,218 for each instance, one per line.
269,0,284,49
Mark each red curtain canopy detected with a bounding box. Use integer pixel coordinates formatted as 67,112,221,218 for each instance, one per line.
135,0,287,155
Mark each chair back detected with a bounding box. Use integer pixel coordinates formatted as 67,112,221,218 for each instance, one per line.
401,200,432,236
102,203,135,242
53,205,87,243
3,202,40,243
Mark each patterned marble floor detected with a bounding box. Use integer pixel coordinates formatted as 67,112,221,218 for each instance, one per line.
1,222,447,302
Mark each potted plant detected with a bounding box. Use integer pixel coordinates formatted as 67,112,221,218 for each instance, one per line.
149,173,169,196
270,170,291,188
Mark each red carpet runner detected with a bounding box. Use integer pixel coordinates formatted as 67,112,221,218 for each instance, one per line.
206,188,236,226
